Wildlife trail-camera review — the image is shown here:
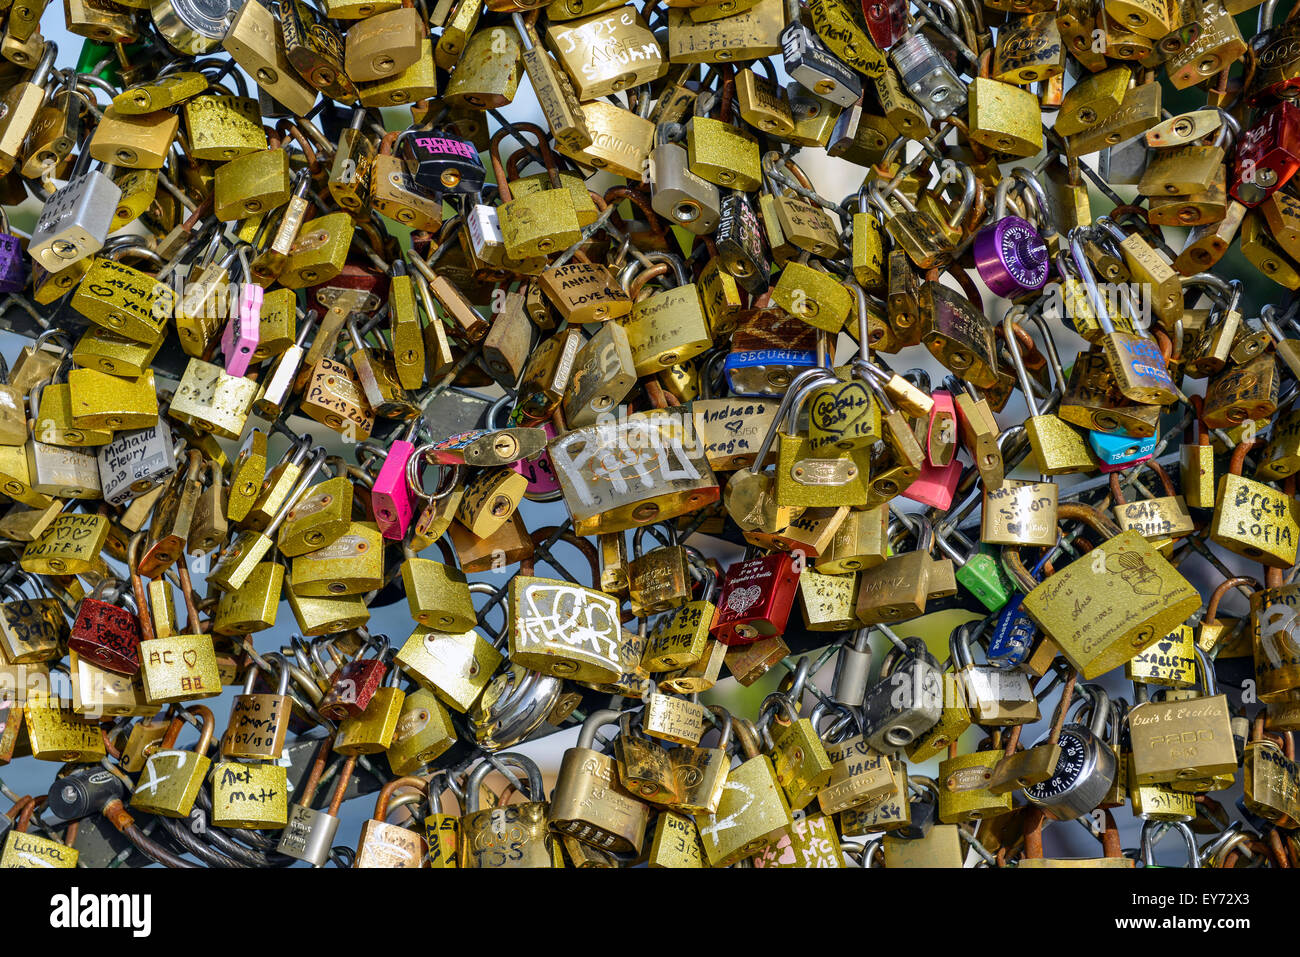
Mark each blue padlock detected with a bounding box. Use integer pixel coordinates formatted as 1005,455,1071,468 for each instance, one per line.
1088,427,1159,468
986,549,1053,668
723,348,817,397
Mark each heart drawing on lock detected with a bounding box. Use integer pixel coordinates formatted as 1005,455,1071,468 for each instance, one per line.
726,585,763,615
182,648,198,668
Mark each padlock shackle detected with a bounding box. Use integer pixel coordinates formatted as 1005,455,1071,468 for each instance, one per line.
937,159,976,231
742,366,835,476
948,617,992,670
372,774,428,821
464,752,546,812
577,708,623,751
1068,227,1118,337
1074,683,1111,739
1205,576,1258,622
1057,502,1123,539
1140,819,1200,867
1193,646,1219,698
781,369,842,433
1002,306,1042,418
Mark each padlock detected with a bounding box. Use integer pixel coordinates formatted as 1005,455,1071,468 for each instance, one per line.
21,512,108,577
1128,647,1238,790
649,124,721,236
221,0,318,115
210,756,289,829
550,407,718,536
814,705,898,816
29,147,122,273
319,634,389,720
96,420,176,507
1013,504,1202,678
1242,715,1300,826
697,718,793,866
213,558,283,637
1210,440,1300,568
626,524,692,618
0,43,57,175
509,572,622,683
951,619,1041,726
1021,684,1119,819
859,634,944,751
334,652,406,755
974,173,1052,299
385,688,456,776
891,28,965,120
781,18,862,106
1127,622,1197,687
710,552,801,645
184,93,266,161
221,655,292,762
686,92,762,193
129,704,216,818
937,736,1015,824
354,775,429,868
400,541,475,632
1251,579,1300,701
68,579,141,676
0,573,65,664
550,708,651,854
0,798,77,868
621,253,714,375
460,752,554,868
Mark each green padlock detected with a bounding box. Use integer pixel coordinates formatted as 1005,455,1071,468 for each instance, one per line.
935,526,1015,612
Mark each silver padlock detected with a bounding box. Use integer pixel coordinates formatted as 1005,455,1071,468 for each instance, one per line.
890,30,965,121
1024,685,1119,821
951,619,1040,726
96,420,178,505
831,627,873,708
1098,132,1151,186
29,148,121,273
780,19,862,108
860,631,943,752
650,126,721,236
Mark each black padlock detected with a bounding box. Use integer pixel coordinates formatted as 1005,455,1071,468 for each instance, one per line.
400,131,487,197
715,192,770,295
896,779,940,839
45,766,127,820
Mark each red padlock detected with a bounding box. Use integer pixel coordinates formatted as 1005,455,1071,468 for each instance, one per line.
318,636,389,720
68,580,142,676
1230,101,1300,207
862,0,908,50
710,553,801,645
306,260,390,318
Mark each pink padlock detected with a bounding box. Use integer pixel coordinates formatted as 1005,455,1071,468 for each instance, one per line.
902,390,962,509
512,421,560,496
221,282,262,378
371,424,420,539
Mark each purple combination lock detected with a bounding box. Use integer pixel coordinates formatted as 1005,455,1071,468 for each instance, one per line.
0,229,28,293
973,171,1052,299
221,283,262,378
974,215,1049,299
